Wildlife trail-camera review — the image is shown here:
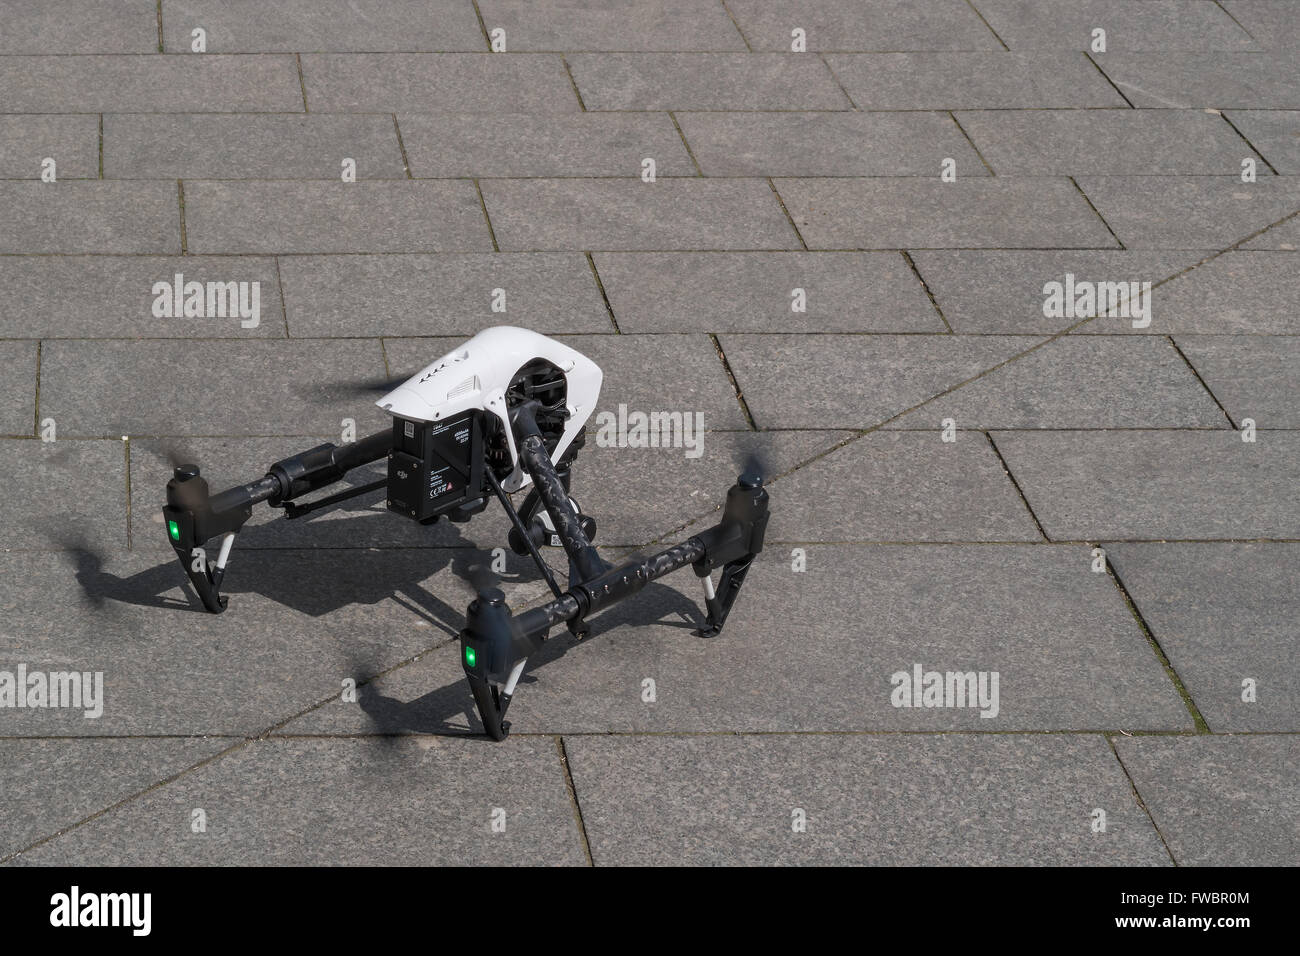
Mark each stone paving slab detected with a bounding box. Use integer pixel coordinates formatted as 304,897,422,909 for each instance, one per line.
775,178,1118,249
726,0,1002,52
1095,54,1300,108
0,256,283,338
279,253,611,336
1222,0,1300,51
11,737,586,865
675,110,987,177
1113,735,1299,865
758,432,1044,542
907,250,1210,334
566,53,851,110
593,251,944,332
103,113,407,180
823,53,1128,109
476,0,747,51
0,738,231,861
1174,334,1300,426
956,110,1257,175
300,53,580,112
161,0,487,53
973,0,1257,51
183,181,493,254
384,333,751,429
0,182,181,254
0,115,99,180
37,338,392,437
564,734,1171,864
1076,176,1300,249
991,430,1300,540
1150,252,1300,333
0,0,158,54
398,112,693,178
1241,214,1300,249
0,54,304,113
1224,110,1300,174
721,333,1034,428
0,342,37,436
0,547,549,736
0,439,127,552
885,335,1230,429
480,178,801,250
1108,543,1299,732
282,543,1191,735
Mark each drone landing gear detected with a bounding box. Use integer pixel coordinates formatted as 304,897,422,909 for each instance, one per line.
461,400,769,740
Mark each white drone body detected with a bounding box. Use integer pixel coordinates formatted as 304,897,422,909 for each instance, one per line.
375,326,603,493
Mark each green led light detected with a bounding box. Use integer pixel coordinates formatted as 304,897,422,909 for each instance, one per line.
465,646,476,667
167,519,181,542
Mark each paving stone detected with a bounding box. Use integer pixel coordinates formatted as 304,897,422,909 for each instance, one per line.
824,52,1128,109
161,0,486,53
675,110,987,177
37,338,392,437
957,109,1255,175
1095,54,1300,108
0,115,99,179
908,250,1209,334
103,114,406,180
722,333,1035,428
1114,735,1299,865
775,177,1118,249
566,53,851,110
1221,0,1300,51
300,53,580,112
279,253,610,336
475,0,746,51
726,0,1003,52
761,432,1044,541
1076,176,1300,249
0,0,158,54
0,439,127,552
973,0,1257,51
1224,110,1300,173
991,430,1300,539
886,335,1229,429
1147,252,1300,332
282,543,1190,736
1174,334,1300,426
1241,214,1300,249
593,251,944,332
1108,543,1300,732
182,181,492,254
0,54,304,113
0,739,230,860
14,736,586,865
383,333,752,429
0,256,283,339
0,547,549,736
398,112,692,177
0,342,37,436
566,734,1171,864
480,179,800,251
0,182,180,254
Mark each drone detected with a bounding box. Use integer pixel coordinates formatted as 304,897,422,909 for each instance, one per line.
163,327,770,740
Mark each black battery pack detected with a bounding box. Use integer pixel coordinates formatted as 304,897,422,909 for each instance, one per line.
387,411,484,522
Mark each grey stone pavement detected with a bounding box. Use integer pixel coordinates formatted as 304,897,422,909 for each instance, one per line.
0,0,1296,866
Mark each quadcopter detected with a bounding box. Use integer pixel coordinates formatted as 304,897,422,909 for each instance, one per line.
163,327,770,739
